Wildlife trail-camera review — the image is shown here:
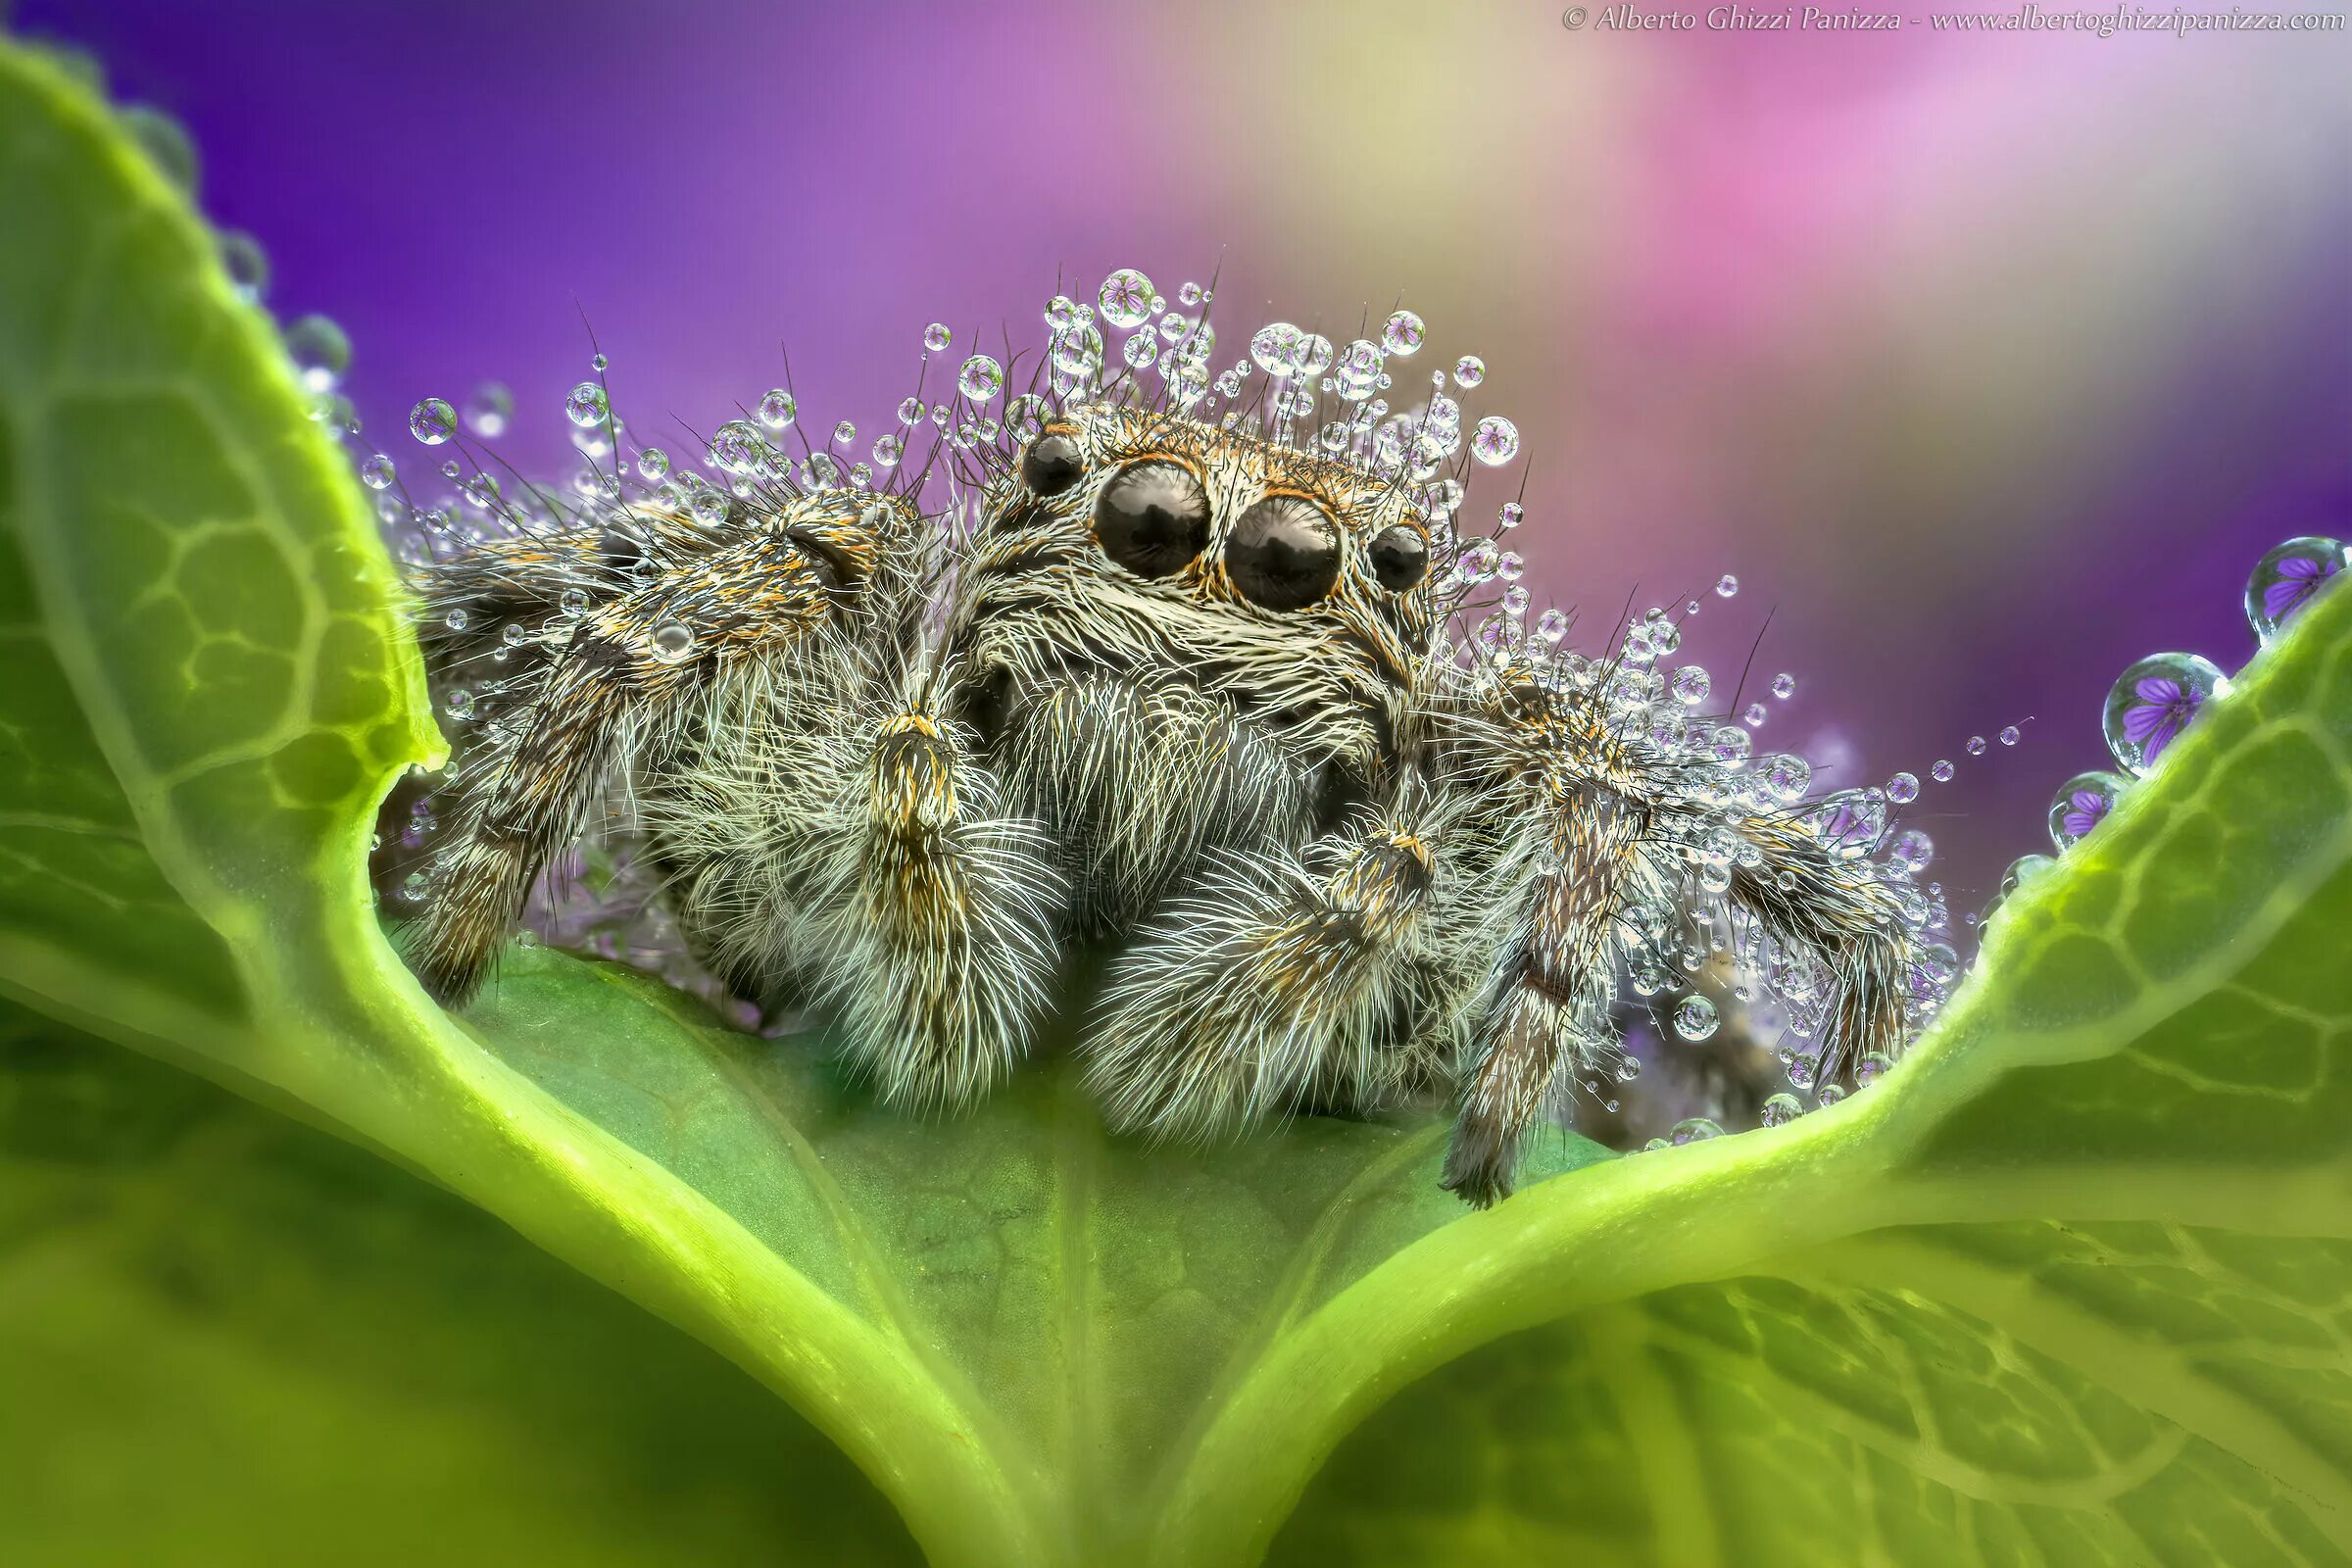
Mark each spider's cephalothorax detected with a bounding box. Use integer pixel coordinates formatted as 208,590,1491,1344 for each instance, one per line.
398,362,1930,1206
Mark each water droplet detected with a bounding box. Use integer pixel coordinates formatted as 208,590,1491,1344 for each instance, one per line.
457,381,511,438
1536,609,1570,643
2000,855,2054,898
1470,416,1519,466
708,419,766,473
2101,652,2226,775
283,315,351,393
758,388,798,429
1381,311,1426,356
1965,735,1987,757
1098,270,1154,330
1670,1114,1724,1144
956,354,1005,404
409,399,458,446
1759,1093,1802,1127
559,588,589,616
1672,994,1720,1041
1886,771,1919,805
217,229,269,304
2047,769,2128,851
120,104,197,193
1887,827,1934,873
650,622,695,662
565,381,609,428
1818,1084,1849,1107
1742,702,1767,728
1671,665,1711,706
1453,355,1486,388
444,687,474,720
636,447,670,481
832,419,857,446
922,321,954,353
1931,759,1954,782
1999,725,2021,747
1760,753,1811,803
1770,672,1795,700
2245,536,2345,643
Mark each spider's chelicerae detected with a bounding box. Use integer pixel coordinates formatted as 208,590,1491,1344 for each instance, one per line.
392,289,1948,1204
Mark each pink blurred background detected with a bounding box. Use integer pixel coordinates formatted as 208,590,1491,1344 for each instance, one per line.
30,0,2350,900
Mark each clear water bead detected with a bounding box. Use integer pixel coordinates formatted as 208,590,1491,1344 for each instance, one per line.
1965,735,1987,757
1886,771,1919,804
283,315,351,392
218,229,269,304
922,321,953,353
1999,725,2021,746
2102,652,2227,775
1759,1093,1802,1128
1099,270,1154,330
1771,672,1796,700
636,447,670,481
1381,311,1426,357
463,382,512,437
1453,356,1486,388
957,354,1005,403
558,589,589,616
1670,1115,1724,1144
2047,769,2128,852
758,388,798,429
2245,536,2346,643
1470,416,1520,466
1716,574,1739,598
1497,501,1524,530
409,398,458,446
564,381,610,428
1760,753,1811,803
1931,759,1955,782
832,419,857,446
1742,702,1767,728
649,622,695,662
358,454,394,490
1672,994,1720,1042
1671,665,1711,706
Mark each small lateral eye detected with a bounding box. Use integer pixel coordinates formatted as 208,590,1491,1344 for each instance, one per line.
1229,495,1342,611
1368,523,1429,593
1021,430,1085,496
1094,461,1210,578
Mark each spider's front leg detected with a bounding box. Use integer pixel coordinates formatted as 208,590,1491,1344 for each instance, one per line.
815,691,1063,1110
409,502,895,1002
1086,810,1441,1139
1442,782,1643,1207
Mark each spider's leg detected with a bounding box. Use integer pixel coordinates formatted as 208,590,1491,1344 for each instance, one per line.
1730,814,1913,1086
409,503,898,1002
1443,785,1643,1208
811,695,1063,1110
1085,815,1440,1140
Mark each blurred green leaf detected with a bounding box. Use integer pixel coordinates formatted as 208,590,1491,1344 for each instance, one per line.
3,31,2348,1568
0,1004,921,1567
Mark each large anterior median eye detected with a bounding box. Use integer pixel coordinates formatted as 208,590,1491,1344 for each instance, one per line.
1094,461,1209,578
1228,495,1341,610
1021,430,1085,495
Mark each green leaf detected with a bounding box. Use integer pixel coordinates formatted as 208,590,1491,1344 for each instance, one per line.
0,1002,922,1567
3,32,2347,1567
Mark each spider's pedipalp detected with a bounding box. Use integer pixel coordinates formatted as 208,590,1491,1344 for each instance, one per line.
1086,811,1446,1140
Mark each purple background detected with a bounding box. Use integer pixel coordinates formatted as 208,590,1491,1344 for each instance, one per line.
29,0,2351,903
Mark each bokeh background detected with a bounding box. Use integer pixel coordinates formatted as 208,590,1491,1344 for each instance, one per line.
24,0,2350,906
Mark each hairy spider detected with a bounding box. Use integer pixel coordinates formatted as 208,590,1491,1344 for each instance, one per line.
390,291,1935,1205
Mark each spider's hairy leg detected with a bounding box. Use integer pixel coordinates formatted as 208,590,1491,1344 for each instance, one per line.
1444,785,1642,1208
409,508,889,1003
821,696,1063,1110
1731,814,1914,1085
1086,814,1438,1140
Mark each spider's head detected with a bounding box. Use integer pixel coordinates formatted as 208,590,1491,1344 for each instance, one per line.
956,403,1439,780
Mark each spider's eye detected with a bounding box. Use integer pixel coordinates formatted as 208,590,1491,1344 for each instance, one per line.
1094,461,1209,578
1021,431,1086,496
1228,495,1341,611
1368,524,1429,593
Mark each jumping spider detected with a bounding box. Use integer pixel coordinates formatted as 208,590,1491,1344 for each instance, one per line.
398,357,1920,1205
